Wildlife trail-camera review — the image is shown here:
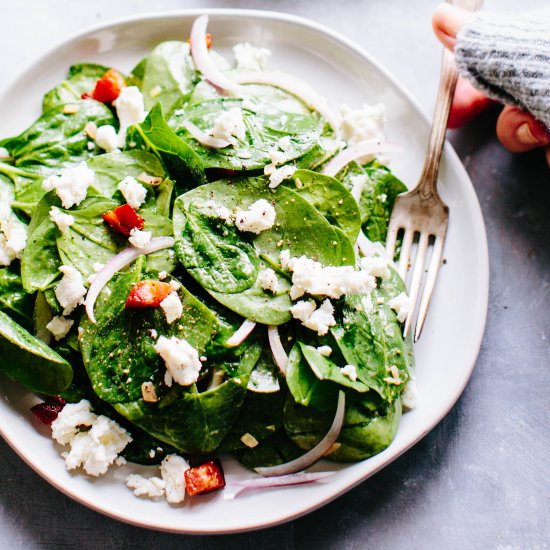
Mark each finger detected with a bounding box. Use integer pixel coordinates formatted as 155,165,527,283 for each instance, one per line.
432,3,474,51
448,77,495,129
496,106,550,153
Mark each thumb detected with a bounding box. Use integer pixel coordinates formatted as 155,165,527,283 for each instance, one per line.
432,3,474,50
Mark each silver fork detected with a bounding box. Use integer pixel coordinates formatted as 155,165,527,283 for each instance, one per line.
385,0,482,342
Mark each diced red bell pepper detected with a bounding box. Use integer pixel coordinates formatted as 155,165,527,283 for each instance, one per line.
102,204,145,236
125,280,173,309
87,69,126,104
30,396,66,425
187,32,213,49
184,460,226,496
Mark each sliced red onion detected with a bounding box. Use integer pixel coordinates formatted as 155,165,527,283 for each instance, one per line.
226,471,336,498
255,391,346,477
84,236,175,324
233,71,340,132
356,230,374,257
190,15,245,95
267,325,288,375
322,141,403,177
183,120,231,149
226,319,257,347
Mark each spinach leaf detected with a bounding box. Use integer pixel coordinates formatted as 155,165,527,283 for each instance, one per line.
140,41,197,113
113,340,262,454
237,430,303,470
284,394,402,461
248,347,280,393
127,103,206,189
80,269,218,404
169,97,321,171
330,267,414,402
287,169,361,242
42,63,110,111
0,311,72,395
0,266,35,330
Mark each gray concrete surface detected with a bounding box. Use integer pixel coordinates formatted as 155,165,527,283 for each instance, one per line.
0,1,548,548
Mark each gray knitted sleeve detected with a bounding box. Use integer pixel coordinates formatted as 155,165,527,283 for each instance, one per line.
455,9,550,128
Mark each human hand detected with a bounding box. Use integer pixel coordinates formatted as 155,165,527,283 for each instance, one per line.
432,3,550,166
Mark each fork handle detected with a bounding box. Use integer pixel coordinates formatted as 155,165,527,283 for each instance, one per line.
416,0,483,200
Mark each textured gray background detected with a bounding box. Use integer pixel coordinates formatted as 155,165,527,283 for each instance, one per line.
0,1,549,549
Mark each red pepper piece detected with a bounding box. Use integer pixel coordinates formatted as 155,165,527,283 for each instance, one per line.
185,460,226,496
30,396,66,425
102,204,144,236
125,280,173,309
91,69,126,104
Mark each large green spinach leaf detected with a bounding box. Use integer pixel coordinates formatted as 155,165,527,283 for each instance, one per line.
0,266,34,330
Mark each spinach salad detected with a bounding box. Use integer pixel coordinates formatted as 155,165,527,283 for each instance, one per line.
0,15,416,501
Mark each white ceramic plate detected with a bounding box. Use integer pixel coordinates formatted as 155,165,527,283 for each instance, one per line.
0,9,489,534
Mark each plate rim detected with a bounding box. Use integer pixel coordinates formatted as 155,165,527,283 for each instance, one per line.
0,7,490,534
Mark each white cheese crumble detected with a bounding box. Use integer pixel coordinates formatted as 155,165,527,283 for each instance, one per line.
265,164,296,189
401,375,418,410
233,42,271,71
128,228,152,249
118,176,147,209
360,255,390,280
113,86,147,135
0,221,27,266
160,292,183,324
127,474,166,499
278,136,292,151
160,454,189,503
62,415,132,477
95,125,120,152
158,271,168,281
46,315,74,341
42,162,95,209
259,268,279,293
279,249,291,269
235,199,276,234
341,364,358,381
49,206,74,232
209,108,246,146
290,299,336,335
339,102,386,145
287,255,376,300
154,336,202,387
55,265,86,315
317,345,332,357
389,292,411,323
51,400,97,445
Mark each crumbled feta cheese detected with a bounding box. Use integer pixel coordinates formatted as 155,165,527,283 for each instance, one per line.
113,86,147,133
141,381,158,402
127,474,166,499
128,228,152,249
378,193,387,202
287,255,376,300
389,291,411,323
160,454,189,503
209,108,246,146
49,206,74,232
55,265,86,315
160,292,183,324
341,364,358,381
279,249,291,269
46,315,74,341
266,164,296,189
317,345,332,357
278,136,292,151
203,200,232,221
154,336,202,387
0,221,27,265
51,400,97,445
150,328,158,339
0,147,9,159
360,255,390,279
233,42,271,71
43,162,95,209
63,415,132,477
259,268,279,293
118,176,147,209
95,125,120,152
350,174,367,203
235,199,276,234
339,102,385,145
290,298,336,335
401,375,417,410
